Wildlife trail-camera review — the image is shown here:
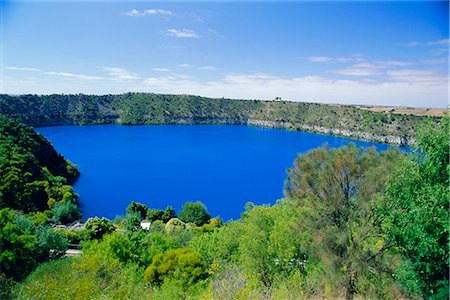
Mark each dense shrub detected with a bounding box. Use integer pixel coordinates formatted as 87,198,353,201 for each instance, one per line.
144,248,206,286
51,201,81,224
178,201,211,226
85,217,115,240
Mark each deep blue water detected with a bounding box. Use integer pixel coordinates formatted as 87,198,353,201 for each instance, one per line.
37,125,398,221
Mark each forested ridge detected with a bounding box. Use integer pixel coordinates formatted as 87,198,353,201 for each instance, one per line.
0,93,435,145
0,113,448,299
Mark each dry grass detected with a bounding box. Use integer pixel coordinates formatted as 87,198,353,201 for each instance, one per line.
357,105,447,117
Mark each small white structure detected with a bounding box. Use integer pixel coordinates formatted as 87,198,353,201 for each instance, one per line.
140,221,151,230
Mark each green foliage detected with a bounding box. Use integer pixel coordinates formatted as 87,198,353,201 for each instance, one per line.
0,208,67,281
147,208,164,222
84,217,115,240
124,212,141,231
379,116,449,298
0,114,80,217
126,201,149,220
161,206,177,223
51,201,81,224
0,93,429,144
144,248,206,286
164,218,185,234
145,206,176,223
178,201,211,226
285,144,404,298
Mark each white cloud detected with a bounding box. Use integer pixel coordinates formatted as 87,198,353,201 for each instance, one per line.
44,71,107,81
386,69,447,85
141,72,447,108
396,41,421,47
431,48,448,56
167,29,200,38
197,66,215,71
6,66,40,71
375,60,411,67
307,56,333,63
144,9,174,16
171,73,191,79
421,58,448,64
126,9,174,17
330,68,381,76
306,55,364,64
179,64,192,68
152,68,170,72
126,9,141,17
103,67,140,81
427,38,449,46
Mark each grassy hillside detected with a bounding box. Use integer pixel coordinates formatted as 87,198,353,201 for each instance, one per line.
0,93,436,145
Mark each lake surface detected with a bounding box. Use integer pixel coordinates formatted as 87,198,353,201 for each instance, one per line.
37,125,397,221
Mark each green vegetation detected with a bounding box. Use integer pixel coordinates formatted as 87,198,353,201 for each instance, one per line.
178,201,211,226
379,116,449,298
1,112,447,299
0,114,80,214
0,93,435,145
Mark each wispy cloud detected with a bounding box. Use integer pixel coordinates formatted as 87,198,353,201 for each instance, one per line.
306,55,364,64
386,69,447,84
126,9,174,17
198,66,215,71
421,58,448,64
396,41,421,47
397,38,449,48
6,66,40,71
141,72,447,108
330,68,381,76
178,64,192,68
327,59,414,77
103,67,140,81
167,29,200,39
431,48,448,56
44,71,107,81
152,68,170,72
375,60,411,67
427,38,449,46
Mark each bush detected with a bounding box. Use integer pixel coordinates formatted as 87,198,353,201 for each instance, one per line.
144,248,206,286
178,202,211,226
161,206,177,223
147,209,164,222
165,218,185,233
51,201,81,224
126,201,149,220
85,217,115,240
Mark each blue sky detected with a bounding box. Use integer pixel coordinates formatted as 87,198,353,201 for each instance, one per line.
1,1,448,107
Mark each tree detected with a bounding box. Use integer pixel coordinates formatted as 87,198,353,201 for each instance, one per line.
51,201,81,224
379,116,449,298
162,206,177,223
147,209,164,222
85,217,115,240
0,208,68,281
144,248,206,286
178,201,211,226
126,201,149,220
285,144,402,299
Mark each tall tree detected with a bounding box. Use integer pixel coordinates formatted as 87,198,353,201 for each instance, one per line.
285,144,402,299
379,116,449,298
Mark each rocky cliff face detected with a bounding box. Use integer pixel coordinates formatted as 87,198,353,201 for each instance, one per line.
248,119,414,146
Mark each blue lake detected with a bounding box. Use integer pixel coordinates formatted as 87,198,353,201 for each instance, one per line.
37,125,398,221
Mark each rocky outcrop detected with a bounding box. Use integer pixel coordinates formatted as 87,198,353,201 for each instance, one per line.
247,119,414,146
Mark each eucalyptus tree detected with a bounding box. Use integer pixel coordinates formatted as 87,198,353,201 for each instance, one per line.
285,144,402,299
